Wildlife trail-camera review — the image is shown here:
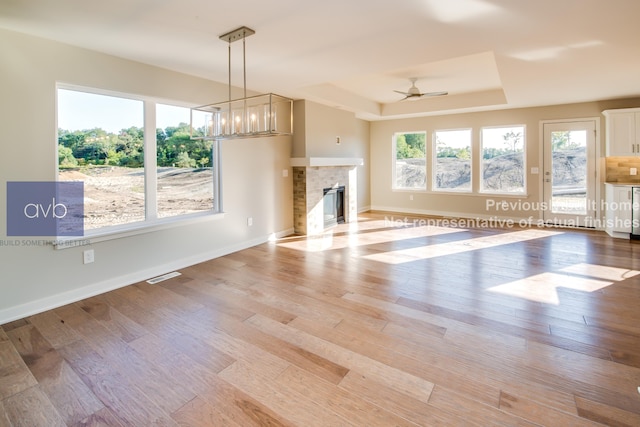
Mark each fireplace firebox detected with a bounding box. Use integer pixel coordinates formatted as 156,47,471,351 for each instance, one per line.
323,186,345,228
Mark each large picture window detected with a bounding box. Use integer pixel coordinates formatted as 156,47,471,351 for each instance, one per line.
480,125,526,194
393,131,427,190
57,86,218,234
433,129,472,192
156,104,214,219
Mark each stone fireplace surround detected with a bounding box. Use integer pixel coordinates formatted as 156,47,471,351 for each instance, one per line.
291,157,362,235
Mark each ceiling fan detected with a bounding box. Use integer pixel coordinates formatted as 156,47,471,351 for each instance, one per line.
394,78,448,101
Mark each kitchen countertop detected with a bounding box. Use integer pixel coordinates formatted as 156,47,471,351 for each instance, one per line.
605,182,640,186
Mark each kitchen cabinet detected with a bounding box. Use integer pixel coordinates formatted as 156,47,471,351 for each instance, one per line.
605,183,633,237
603,108,640,156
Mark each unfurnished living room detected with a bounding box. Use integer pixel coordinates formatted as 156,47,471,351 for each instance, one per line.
1,1,640,426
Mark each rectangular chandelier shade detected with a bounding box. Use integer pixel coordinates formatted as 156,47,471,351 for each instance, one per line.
190,93,292,140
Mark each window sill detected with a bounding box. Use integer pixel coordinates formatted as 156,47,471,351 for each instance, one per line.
55,211,225,249
432,189,473,195
391,188,529,198
478,192,528,198
392,188,428,193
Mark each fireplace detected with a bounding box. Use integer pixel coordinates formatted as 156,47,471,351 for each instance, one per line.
323,186,345,228
291,157,362,235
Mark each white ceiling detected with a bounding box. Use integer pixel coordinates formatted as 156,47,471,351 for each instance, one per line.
2,0,640,120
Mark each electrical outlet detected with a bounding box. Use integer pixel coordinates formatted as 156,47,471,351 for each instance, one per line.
631,167,637,176
282,169,288,177
409,194,414,201
83,249,94,264
247,217,253,227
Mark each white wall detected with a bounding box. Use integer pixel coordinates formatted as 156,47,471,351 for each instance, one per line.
370,99,640,221
0,29,294,323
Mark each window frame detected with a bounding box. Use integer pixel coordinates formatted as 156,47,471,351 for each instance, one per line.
55,83,222,243
432,128,473,193
479,124,527,195
391,130,428,191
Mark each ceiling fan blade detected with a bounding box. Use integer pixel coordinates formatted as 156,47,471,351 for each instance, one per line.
395,78,448,101
422,91,448,97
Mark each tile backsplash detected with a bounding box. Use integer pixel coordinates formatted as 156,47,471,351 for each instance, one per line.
606,157,640,184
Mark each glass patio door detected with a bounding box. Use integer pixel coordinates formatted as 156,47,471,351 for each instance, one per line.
542,120,597,227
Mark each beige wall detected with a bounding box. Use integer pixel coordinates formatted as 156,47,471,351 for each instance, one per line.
292,100,371,211
0,29,293,322
370,98,640,221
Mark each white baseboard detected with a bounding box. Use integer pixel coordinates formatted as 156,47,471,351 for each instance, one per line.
0,228,293,325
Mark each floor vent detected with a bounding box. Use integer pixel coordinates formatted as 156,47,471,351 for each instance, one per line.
146,271,181,284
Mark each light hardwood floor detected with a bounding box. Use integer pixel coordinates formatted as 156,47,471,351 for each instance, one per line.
1,212,640,426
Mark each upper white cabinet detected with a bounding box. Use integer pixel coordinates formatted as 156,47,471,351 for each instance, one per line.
603,108,640,156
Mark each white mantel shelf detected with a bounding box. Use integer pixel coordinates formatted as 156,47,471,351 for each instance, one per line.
290,157,363,167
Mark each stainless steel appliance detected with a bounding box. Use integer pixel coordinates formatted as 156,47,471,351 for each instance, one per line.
632,187,640,239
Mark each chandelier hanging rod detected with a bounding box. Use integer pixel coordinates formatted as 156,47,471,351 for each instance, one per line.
219,26,255,103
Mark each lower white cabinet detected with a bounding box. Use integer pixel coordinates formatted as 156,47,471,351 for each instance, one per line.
605,184,633,237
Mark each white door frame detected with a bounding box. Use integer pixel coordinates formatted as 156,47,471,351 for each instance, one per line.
539,118,601,228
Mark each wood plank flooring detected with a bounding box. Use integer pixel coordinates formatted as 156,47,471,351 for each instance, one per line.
2,211,640,426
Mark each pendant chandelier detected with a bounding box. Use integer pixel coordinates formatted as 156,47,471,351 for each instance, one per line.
190,26,293,141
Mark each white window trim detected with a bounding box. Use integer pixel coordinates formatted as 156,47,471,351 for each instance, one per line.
55,83,221,246
432,128,473,193
391,130,428,191
479,124,527,196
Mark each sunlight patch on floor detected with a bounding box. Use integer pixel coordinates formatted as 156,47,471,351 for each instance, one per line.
360,228,562,264
487,272,614,305
558,263,640,281
276,220,465,252
486,262,640,305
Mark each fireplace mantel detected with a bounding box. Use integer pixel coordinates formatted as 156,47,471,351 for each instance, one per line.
290,157,363,167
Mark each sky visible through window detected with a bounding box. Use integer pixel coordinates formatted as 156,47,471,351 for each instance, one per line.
482,126,525,149
57,89,189,132
436,129,470,149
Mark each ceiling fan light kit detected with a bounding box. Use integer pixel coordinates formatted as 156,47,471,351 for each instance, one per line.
394,77,448,101
190,26,293,141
